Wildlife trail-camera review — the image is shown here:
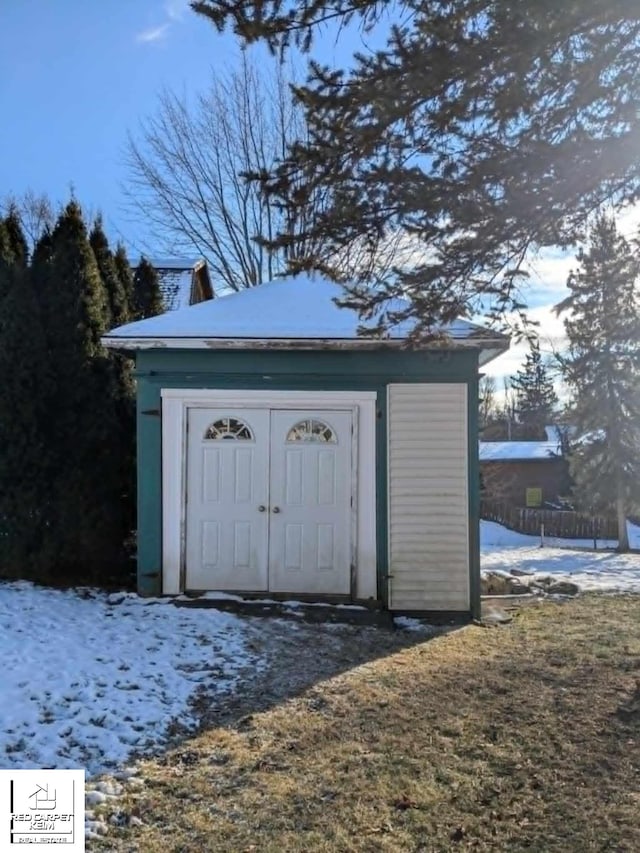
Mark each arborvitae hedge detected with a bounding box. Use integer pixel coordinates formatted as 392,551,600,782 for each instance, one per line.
0,203,136,586
113,244,135,323
90,217,130,329
132,256,164,319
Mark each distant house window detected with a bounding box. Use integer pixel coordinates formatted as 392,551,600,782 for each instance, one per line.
286,419,337,443
526,487,542,508
204,418,253,441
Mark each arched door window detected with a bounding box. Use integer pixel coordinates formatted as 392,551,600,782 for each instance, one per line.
204,417,253,441
286,419,337,443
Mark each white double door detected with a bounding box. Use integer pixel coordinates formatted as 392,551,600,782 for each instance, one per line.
185,408,352,595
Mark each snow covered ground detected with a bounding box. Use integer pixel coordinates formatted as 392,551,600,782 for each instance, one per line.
481,520,640,593
0,583,263,775
481,518,640,551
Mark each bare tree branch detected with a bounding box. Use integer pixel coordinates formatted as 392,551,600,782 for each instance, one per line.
123,56,329,292
1,190,55,251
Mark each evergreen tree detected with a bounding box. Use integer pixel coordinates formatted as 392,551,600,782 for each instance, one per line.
113,243,135,322
0,204,137,585
0,219,9,258
0,218,53,577
0,210,28,299
89,217,130,329
99,244,137,544
511,341,558,439
132,257,164,319
555,215,640,550
3,207,29,265
89,224,137,555
194,1,640,335
0,220,12,301
36,202,108,360
32,203,132,581
46,202,130,580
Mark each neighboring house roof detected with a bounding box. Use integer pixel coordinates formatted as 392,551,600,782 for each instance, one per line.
479,441,562,462
144,258,212,312
102,273,509,363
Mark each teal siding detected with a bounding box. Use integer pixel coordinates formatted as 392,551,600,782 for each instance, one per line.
134,347,480,610
136,348,478,381
136,379,163,596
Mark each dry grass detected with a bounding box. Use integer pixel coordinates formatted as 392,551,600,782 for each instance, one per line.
92,596,640,852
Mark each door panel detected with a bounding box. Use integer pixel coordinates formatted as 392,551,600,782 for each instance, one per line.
284,450,303,505
317,451,336,505
268,410,352,594
317,523,335,571
202,448,221,501
185,409,270,591
284,523,304,571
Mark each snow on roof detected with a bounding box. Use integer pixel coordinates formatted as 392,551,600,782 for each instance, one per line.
104,273,508,360
156,269,194,312
479,441,562,462
144,258,205,312
148,258,203,271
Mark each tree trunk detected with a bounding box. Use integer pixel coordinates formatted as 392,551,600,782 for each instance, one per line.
616,493,629,551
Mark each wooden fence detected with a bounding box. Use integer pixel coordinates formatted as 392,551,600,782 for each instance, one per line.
480,499,618,540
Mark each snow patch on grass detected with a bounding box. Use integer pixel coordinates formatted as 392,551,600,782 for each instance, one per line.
393,616,437,633
481,521,640,593
0,581,263,775
481,519,640,551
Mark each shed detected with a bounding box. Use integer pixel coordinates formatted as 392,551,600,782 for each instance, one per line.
479,441,570,508
103,274,508,619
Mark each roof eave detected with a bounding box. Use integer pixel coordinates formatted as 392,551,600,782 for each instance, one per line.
478,341,510,366
101,335,510,358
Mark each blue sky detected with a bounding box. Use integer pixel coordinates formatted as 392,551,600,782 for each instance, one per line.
0,0,360,253
2,0,634,386
0,0,240,251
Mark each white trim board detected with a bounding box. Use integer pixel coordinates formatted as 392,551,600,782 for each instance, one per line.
160,389,377,599
161,389,377,403
103,336,508,366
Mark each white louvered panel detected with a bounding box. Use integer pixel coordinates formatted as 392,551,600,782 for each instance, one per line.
388,383,470,611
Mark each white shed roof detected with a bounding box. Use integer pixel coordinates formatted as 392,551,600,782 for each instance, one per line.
479,441,562,462
103,273,508,363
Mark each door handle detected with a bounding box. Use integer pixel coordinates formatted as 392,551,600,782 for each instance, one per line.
258,505,266,512
272,506,281,514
